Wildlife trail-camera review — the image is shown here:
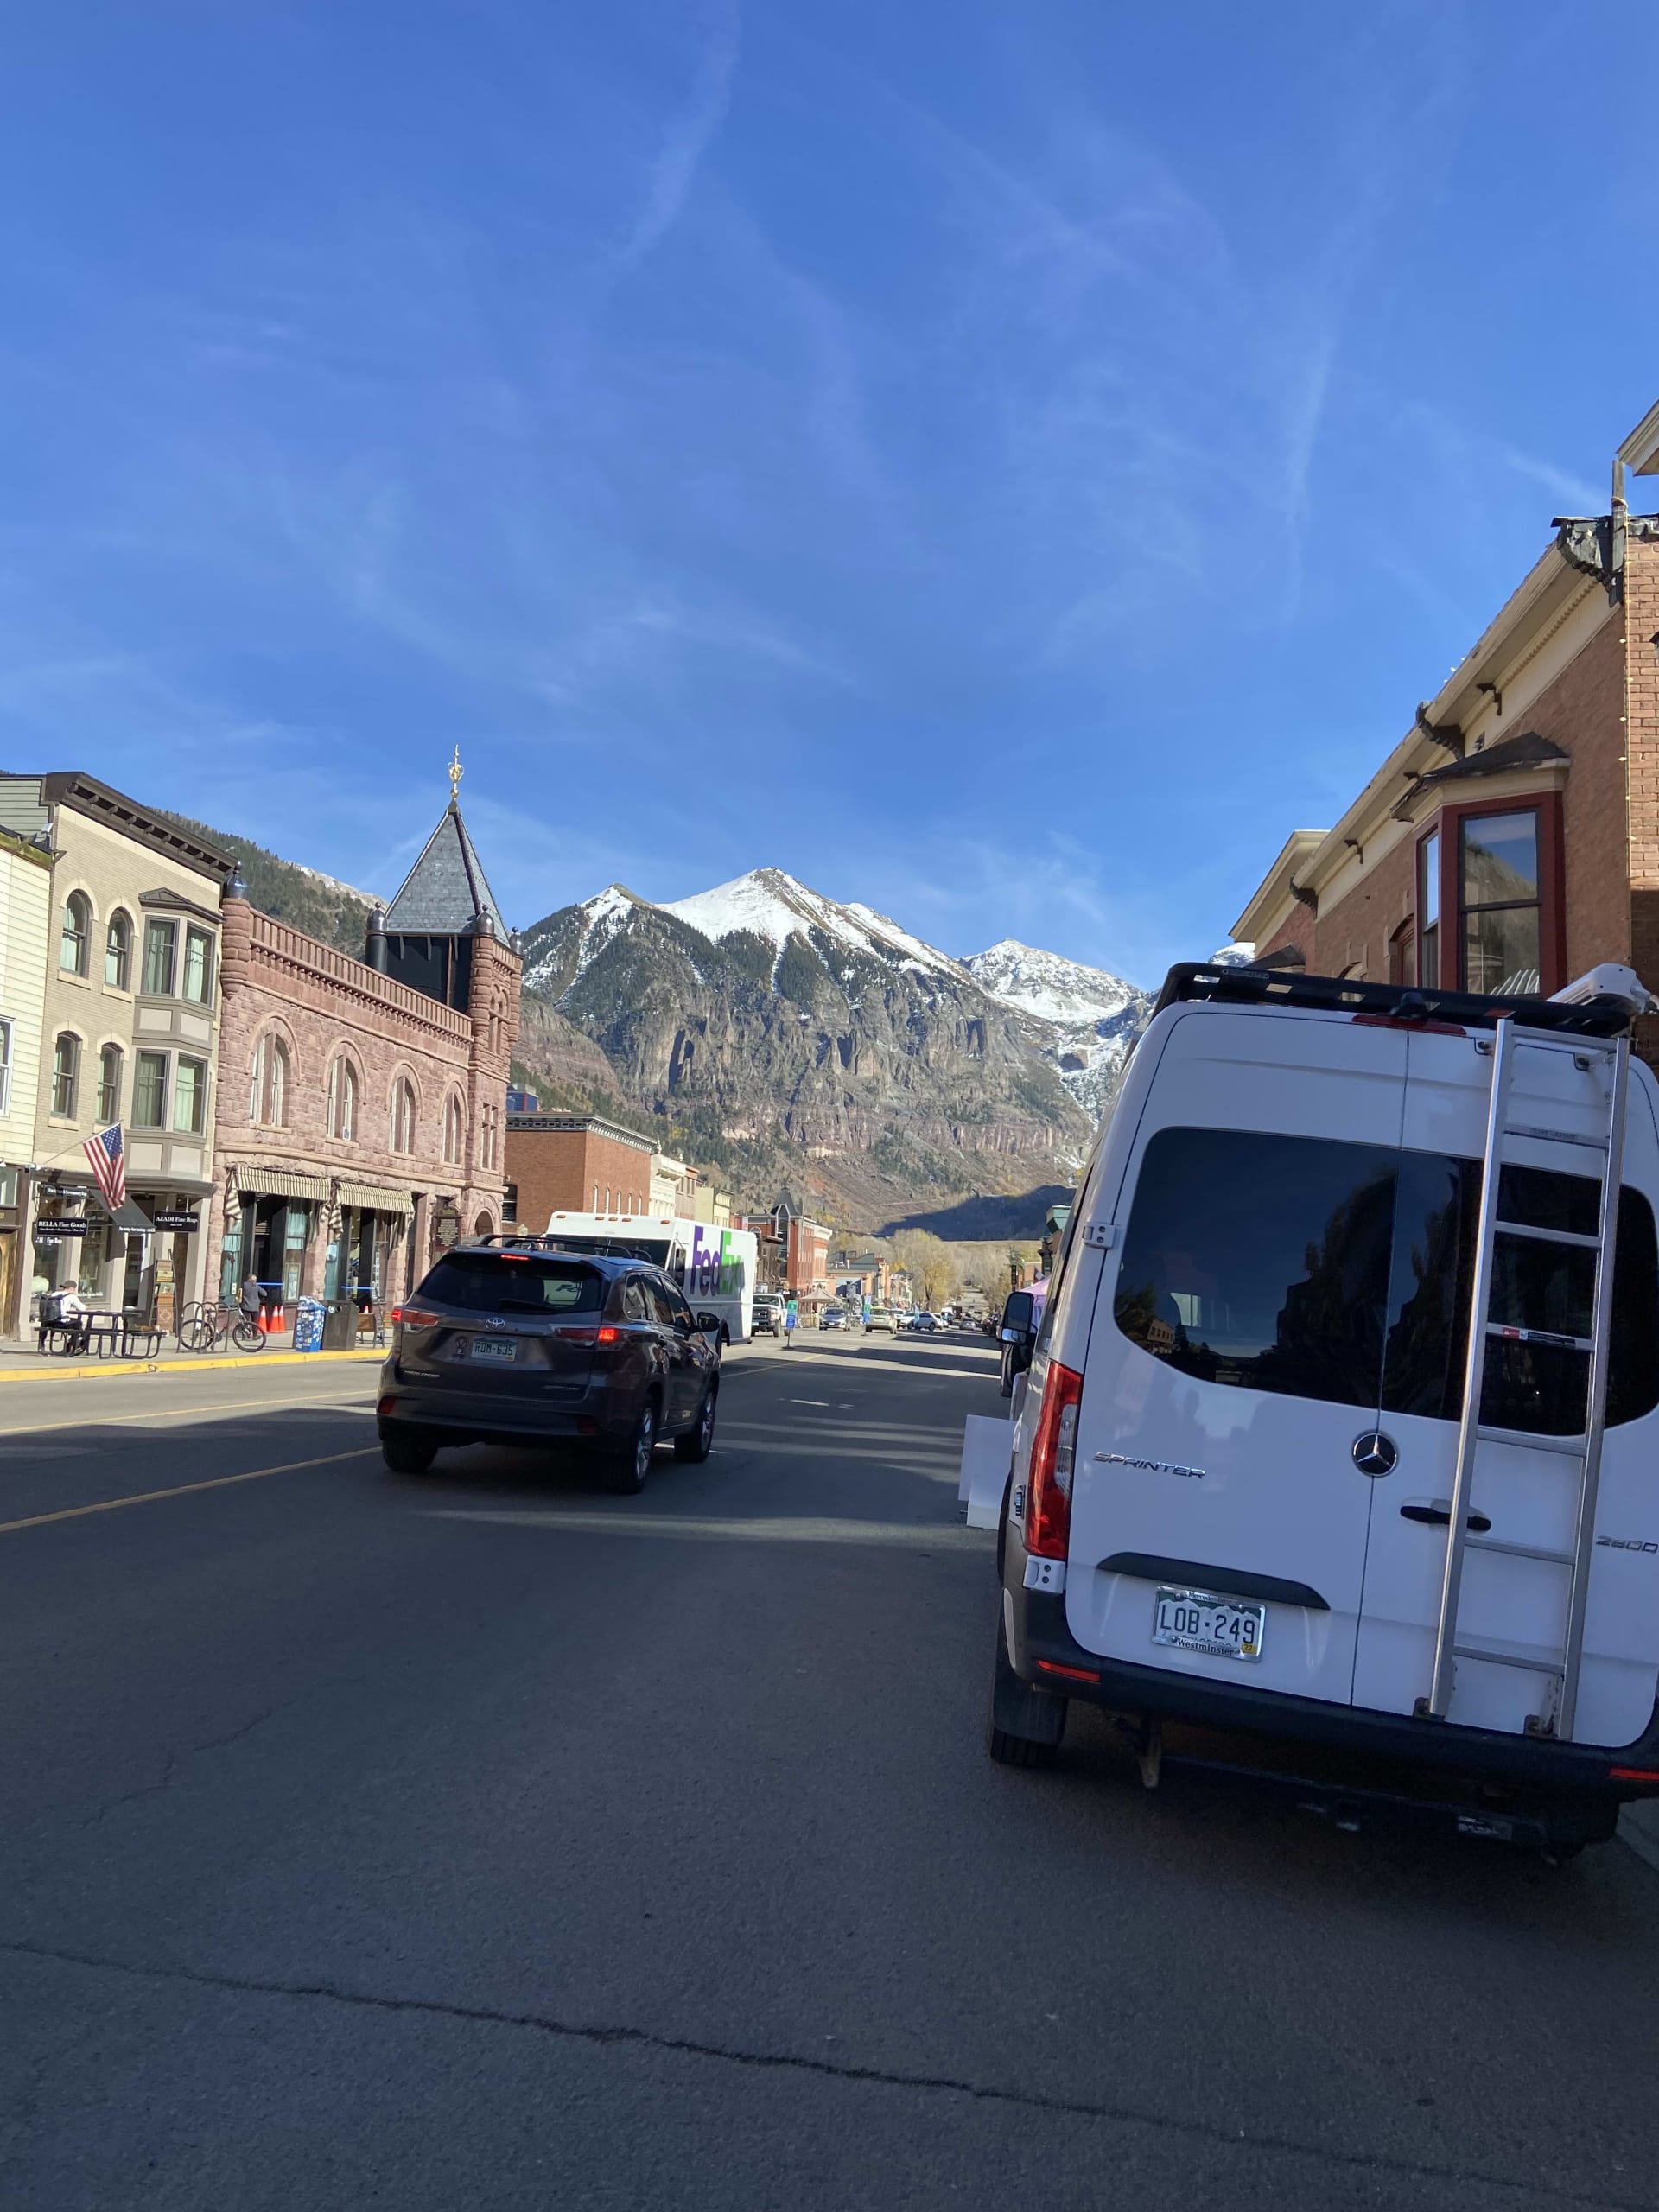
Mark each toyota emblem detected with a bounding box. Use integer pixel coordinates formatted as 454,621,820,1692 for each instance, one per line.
1352,1430,1398,1478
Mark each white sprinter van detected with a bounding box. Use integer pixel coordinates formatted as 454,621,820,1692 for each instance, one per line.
991,963,1659,1853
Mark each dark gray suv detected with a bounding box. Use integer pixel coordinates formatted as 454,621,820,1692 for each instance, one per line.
378,1243,722,1493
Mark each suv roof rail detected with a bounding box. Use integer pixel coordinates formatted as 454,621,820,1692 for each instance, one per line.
474,1231,557,1250
1153,962,1638,1038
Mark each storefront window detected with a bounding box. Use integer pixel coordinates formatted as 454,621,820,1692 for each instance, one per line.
182,926,215,1006
143,917,177,996
172,1057,207,1134
133,1051,168,1128
1418,830,1440,988
1460,810,1541,995
77,1219,110,1300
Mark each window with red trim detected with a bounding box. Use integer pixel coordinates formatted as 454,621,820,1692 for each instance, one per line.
1415,794,1565,995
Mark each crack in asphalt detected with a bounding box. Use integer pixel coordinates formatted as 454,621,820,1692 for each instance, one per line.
0,1937,1642,2209
72,1697,311,1828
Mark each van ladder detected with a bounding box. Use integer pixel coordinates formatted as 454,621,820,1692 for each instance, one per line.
1417,1015,1631,1740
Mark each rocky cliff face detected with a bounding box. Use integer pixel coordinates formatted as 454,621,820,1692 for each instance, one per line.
517,869,1098,1226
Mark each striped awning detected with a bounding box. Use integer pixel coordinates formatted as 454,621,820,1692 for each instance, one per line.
232,1171,330,1202
337,1181,416,1218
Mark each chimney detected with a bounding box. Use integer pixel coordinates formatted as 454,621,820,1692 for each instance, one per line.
365,905,389,973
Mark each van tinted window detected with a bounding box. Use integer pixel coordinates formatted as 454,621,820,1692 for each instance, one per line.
1115,1128,1659,1430
1113,1129,1395,1411
419,1253,606,1314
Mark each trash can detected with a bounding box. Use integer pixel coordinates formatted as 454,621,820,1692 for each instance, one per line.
292,1296,326,1353
321,1300,359,1352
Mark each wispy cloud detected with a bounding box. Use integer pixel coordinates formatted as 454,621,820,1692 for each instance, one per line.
619,0,741,269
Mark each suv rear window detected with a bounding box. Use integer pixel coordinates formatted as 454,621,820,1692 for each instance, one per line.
418,1253,606,1314
1113,1127,1658,1431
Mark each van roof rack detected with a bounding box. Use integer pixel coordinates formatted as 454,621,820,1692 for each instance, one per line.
1154,963,1637,1038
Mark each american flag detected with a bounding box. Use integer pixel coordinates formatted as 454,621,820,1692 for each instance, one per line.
83,1124,126,1213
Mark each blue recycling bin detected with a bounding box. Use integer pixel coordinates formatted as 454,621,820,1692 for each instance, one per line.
292,1296,326,1353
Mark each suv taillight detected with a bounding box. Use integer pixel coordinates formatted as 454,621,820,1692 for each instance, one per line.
1024,1361,1083,1560
392,1307,439,1328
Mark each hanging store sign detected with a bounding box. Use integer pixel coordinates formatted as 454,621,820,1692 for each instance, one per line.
34,1217,90,1239
433,1200,461,1249
151,1210,200,1233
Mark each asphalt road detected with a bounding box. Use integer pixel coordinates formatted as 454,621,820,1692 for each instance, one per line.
3,1334,1659,2211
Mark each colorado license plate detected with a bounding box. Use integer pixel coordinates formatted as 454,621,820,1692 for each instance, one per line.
1151,1586,1265,1662
467,1337,518,1363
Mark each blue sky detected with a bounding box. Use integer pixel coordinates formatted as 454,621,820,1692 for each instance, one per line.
1,3,1655,985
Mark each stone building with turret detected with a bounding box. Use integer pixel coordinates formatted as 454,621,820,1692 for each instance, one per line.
205,780,520,1319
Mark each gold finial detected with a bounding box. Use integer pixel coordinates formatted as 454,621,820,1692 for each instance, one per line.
448,745,463,805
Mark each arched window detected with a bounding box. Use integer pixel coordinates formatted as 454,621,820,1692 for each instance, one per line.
327,1056,359,1141
391,1077,417,1154
52,1033,81,1117
60,893,91,976
98,1044,124,1123
250,1033,289,1125
105,910,132,990
442,1093,464,1166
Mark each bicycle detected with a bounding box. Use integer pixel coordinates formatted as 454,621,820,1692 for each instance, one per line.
178,1301,266,1353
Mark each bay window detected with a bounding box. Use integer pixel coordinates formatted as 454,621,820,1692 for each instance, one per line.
1460,810,1541,995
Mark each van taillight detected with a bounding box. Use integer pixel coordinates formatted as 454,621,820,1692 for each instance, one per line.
1025,1362,1083,1560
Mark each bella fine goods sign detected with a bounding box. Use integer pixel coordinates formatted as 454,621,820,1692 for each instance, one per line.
34,1217,91,1240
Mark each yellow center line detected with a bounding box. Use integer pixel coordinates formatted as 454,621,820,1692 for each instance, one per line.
0,1446,380,1535
0,1388,376,1441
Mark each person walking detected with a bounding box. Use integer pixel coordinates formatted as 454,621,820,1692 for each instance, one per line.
240,1270,264,1332
782,1296,798,1349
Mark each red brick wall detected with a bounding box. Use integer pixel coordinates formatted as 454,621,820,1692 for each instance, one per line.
1306,605,1627,990
1313,836,1415,982
207,899,518,1305
506,1124,655,1230
1255,901,1315,969
1627,534,1659,1068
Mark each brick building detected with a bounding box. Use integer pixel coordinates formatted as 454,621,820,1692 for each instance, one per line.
1234,399,1659,1071
205,785,519,1314
503,1112,657,1233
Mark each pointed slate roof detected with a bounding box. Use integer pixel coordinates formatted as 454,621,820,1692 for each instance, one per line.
385,801,507,936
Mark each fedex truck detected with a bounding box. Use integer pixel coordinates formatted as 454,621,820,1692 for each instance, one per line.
538,1211,758,1345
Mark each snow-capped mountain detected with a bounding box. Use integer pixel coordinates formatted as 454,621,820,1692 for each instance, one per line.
663,868,958,980
964,939,1154,1120
514,868,1114,1228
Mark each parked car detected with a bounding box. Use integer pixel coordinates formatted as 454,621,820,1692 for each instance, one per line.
819,1306,849,1330
378,1245,721,1494
863,1306,898,1335
990,960,1659,1855
906,1312,943,1332
751,1293,784,1336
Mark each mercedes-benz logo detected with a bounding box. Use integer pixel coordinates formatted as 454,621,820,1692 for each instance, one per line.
1352,1430,1398,1477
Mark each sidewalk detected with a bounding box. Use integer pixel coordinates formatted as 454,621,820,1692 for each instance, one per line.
0,1334,383,1382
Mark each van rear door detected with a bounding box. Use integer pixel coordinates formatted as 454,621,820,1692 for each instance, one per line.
1067,1007,1407,1708
1351,1030,1659,1745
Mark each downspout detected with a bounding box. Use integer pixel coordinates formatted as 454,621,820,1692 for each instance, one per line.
1610,453,1627,607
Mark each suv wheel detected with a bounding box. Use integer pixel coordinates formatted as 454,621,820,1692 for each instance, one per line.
674,1381,717,1463
604,1395,658,1495
382,1426,438,1476
987,1620,1066,1767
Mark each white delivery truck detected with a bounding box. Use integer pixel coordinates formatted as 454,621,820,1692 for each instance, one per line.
537,1211,758,1345
991,960,1659,1854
